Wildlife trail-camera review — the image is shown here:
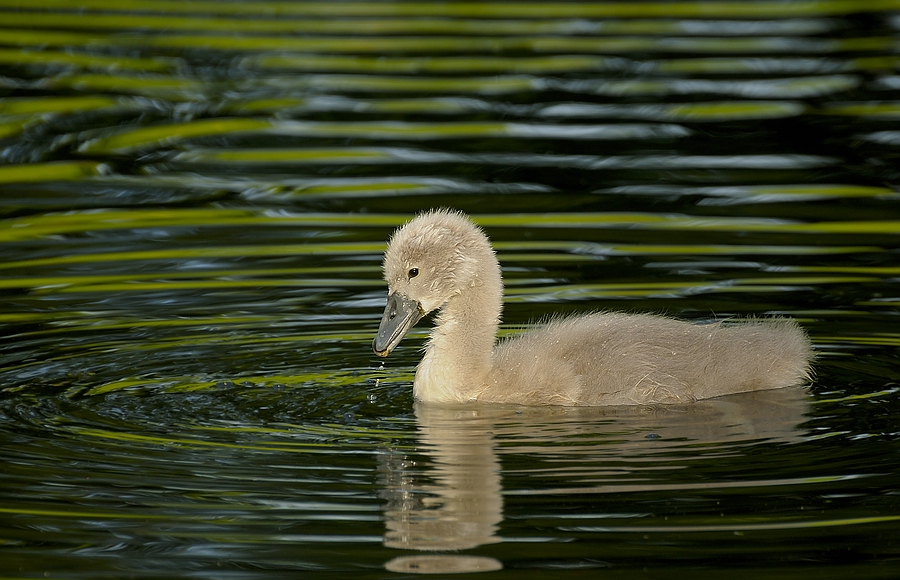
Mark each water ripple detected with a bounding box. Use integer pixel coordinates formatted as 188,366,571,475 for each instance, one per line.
1,0,899,576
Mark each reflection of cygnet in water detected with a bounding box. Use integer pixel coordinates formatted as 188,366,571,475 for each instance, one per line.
380,388,811,562
380,404,503,552
374,209,813,406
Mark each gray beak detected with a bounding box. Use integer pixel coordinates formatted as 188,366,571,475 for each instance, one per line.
373,292,424,357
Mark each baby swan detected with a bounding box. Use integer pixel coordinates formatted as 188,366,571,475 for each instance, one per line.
373,209,813,406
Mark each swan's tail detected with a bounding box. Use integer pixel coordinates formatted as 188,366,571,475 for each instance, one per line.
711,317,814,395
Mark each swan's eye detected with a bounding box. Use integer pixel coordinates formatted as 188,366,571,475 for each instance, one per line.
408,268,419,279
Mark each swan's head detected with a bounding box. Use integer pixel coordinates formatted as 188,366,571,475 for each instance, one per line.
373,209,494,357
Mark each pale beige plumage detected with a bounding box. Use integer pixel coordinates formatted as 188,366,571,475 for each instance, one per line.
373,209,813,406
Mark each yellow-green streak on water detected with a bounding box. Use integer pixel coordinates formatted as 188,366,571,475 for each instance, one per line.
3,210,899,242
0,162,107,183
1,0,898,17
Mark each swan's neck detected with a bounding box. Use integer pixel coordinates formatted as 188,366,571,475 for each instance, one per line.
414,264,502,403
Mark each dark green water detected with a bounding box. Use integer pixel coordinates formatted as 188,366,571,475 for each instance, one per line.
1,1,900,578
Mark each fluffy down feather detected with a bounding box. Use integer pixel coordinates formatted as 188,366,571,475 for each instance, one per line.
374,209,813,406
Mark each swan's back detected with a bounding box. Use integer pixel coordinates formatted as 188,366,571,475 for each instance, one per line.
485,314,812,406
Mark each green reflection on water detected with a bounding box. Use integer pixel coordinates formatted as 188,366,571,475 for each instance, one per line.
1,0,899,577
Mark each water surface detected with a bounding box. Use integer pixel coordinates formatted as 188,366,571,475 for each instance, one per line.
1,1,899,578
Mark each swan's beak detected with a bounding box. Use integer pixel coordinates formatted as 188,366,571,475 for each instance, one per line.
373,292,424,357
